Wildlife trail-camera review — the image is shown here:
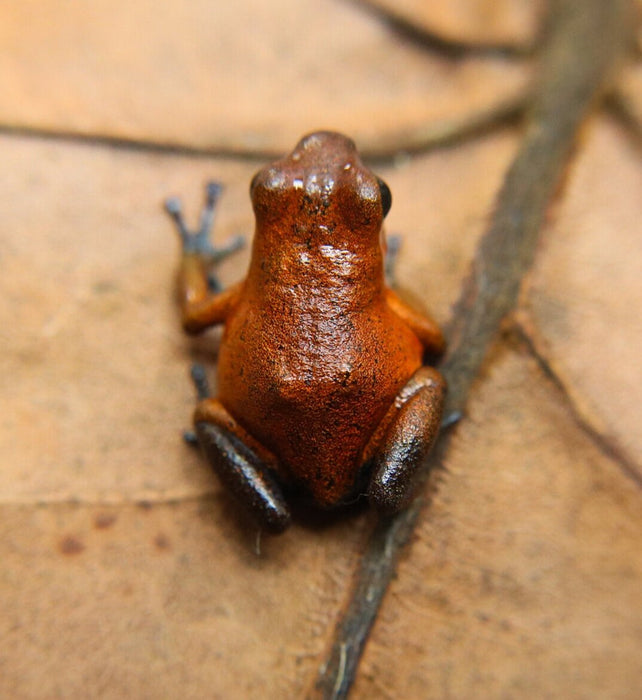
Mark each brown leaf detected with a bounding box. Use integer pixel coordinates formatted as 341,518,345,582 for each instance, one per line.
0,136,256,501
1,0,640,697
359,0,546,50
0,0,530,153
520,116,642,479
0,501,370,696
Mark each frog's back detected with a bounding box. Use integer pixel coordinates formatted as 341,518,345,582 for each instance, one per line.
217,287,423,507
214,130,421,506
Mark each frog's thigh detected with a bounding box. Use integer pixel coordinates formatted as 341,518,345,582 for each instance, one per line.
367,367,445,514
194,399,291,533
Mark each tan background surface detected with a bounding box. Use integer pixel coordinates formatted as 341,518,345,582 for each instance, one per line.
1,1,641,697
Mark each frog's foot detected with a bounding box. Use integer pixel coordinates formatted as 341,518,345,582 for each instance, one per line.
366,366,446,514
164,181,244,292
189,363,211,400
384,233,402,288
193,398,291,534
183,364,212,446
441,410,462,431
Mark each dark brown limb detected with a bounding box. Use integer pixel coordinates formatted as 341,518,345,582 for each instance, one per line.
313,1,633,697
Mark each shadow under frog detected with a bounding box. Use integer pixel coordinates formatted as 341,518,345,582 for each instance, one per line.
166,131,446,534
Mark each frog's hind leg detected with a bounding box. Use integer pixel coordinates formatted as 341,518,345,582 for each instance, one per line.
366,366,446,514
192,384,291,534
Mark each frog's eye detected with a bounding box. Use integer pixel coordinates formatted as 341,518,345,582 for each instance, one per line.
377,178,392,218
250,172,261,194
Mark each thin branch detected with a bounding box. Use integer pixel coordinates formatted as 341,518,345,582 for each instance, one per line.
313,1,633,697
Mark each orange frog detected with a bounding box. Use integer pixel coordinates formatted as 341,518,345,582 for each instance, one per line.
166,132,446,533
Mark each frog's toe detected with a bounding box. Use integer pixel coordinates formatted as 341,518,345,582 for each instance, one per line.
165,183,244,284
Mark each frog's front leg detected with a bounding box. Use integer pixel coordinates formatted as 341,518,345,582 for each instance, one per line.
165,182,244,333
193,396,291,534
365,367,446,514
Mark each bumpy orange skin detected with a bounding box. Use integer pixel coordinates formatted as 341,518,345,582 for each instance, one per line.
217,139,424,505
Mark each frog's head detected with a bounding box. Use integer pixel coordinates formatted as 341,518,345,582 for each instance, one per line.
250,131,391,247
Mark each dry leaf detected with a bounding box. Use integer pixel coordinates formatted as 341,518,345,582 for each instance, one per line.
360,0,545,49
0,0,530,153
1,0,640,697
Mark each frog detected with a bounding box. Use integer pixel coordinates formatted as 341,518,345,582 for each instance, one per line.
165,131,446,534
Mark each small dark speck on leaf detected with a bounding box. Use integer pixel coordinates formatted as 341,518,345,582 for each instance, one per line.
92,280,117,294
154,533,171,551
94,512,117,529
59,536,85,555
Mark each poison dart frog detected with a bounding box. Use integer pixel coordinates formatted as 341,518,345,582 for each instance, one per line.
165,131,446,534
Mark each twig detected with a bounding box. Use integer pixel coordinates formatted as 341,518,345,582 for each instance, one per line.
313,1,633,697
